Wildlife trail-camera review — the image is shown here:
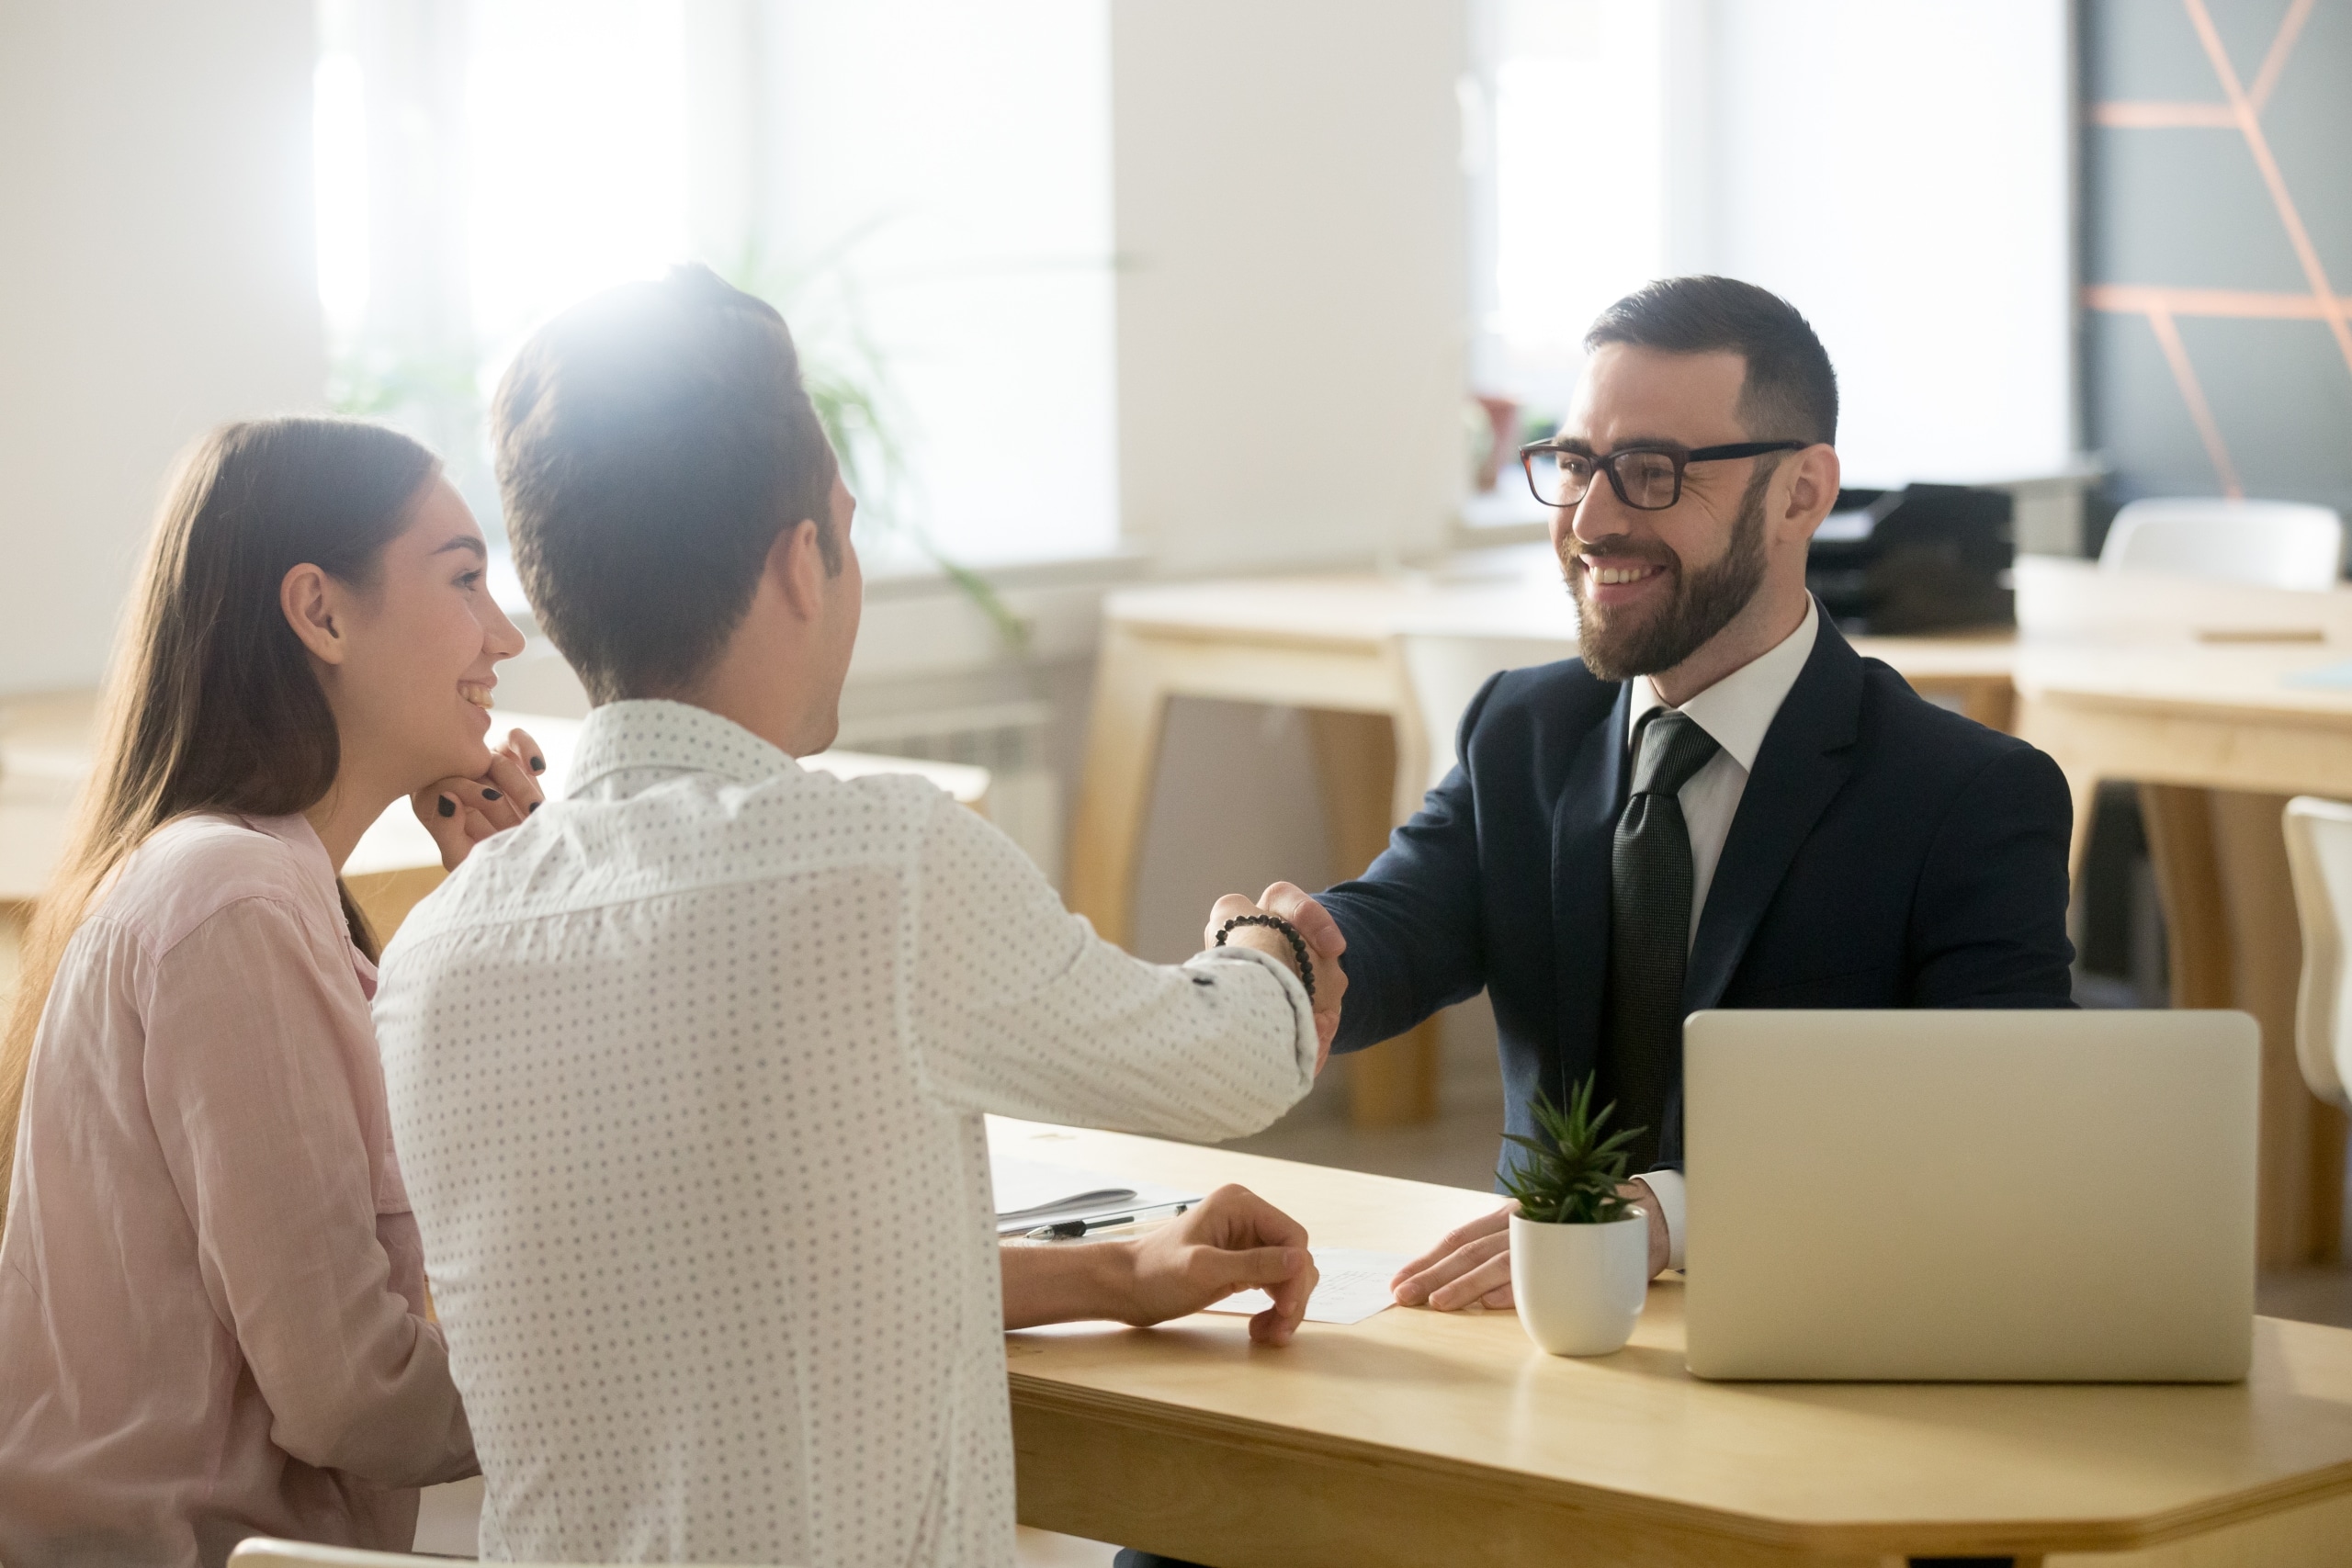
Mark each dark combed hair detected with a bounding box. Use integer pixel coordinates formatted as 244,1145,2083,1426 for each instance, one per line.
492,264,838,703
1585,276,1839,446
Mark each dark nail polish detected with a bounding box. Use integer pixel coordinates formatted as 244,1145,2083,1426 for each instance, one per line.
436,795,456,818
481,787,502,801
528,755,545,773
527,801,540,814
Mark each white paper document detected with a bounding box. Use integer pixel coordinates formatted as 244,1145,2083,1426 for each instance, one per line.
989,1154,1201,1235
1202,1247,1411,1325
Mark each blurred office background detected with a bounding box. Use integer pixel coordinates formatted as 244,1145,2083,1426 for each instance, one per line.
6,0,2352,1295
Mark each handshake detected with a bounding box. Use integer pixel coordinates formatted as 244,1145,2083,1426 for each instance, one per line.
1200,882,1674,1308
1204,882,1349,1065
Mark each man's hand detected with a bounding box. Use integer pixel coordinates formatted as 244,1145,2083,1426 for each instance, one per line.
413,726,548,872
1204,882,1348,1067
1634,1179,1669,1277
1391,1201,1516,1311
1125,1183,1318,1344
1390,1180,1670,1311
1000,1184,1319,1345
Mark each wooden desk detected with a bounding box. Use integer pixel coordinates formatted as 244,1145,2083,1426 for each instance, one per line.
1066,555,2017,1127
0,692,990,944
998,1116,2352,1568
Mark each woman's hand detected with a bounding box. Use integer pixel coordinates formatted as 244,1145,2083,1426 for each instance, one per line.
412,726,548,872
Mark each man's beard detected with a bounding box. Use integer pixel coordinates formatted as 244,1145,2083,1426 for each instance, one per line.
1566,463,1772,682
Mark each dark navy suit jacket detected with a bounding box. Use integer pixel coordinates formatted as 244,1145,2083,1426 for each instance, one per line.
1317,611,2075,1181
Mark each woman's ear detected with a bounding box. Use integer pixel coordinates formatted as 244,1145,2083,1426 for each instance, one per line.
281,562,348,665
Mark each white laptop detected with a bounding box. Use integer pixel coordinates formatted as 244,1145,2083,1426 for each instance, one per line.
1681,1009,2258,1382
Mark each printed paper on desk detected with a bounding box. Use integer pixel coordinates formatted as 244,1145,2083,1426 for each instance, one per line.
989,1154,1200,1235
1203,1247,1411,1325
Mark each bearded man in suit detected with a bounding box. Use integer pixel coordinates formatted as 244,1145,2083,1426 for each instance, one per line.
1234,275,2075,1314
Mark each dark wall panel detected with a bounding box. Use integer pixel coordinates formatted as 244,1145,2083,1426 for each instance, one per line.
2082,0,2352,522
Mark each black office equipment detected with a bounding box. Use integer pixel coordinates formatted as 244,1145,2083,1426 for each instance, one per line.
1806,483,2014,634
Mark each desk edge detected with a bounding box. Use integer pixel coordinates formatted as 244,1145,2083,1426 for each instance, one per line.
1009,1367,2352,1556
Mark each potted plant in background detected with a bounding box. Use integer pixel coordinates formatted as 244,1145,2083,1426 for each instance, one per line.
1501,1074,1650,1357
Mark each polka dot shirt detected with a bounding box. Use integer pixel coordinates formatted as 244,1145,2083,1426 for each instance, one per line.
374,700,1316,1568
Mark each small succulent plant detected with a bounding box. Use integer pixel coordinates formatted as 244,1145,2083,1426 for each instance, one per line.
1500,1073,1646,1225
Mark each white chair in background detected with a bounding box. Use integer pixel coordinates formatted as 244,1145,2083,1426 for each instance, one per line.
2282,795,2352,1110
228,1538,775,1568
1396,632,1576,793
2098,498,2346,591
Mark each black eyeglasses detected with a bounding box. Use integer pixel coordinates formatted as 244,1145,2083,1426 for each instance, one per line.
1518,439,1805,512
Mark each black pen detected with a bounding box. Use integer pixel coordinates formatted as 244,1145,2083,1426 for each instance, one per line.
1023,1201,1190,1241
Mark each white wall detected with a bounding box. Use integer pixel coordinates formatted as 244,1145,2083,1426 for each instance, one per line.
1112,0,1471,575
0,1,327,696
1701,0,2075,489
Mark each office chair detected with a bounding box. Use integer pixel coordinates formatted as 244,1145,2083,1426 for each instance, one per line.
2099,498,2346,591
1396,631,1574,793
2282,795,2352,1109
229,1539,775,1568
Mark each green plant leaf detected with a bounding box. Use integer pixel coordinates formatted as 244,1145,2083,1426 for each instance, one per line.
1502,1072,1647,1226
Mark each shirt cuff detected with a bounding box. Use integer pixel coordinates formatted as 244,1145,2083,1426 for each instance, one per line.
1634,1168,1686,1272
1185,945,1318,1080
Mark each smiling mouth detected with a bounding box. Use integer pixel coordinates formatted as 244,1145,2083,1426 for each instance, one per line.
459,682,495,710
1577,555,1674,590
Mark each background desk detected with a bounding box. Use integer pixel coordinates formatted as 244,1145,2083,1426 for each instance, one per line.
0,692,990,944
1065,562,2015,1129
1067,558,2352,1264
999,1117,2352,1568
2018,644,2352,1267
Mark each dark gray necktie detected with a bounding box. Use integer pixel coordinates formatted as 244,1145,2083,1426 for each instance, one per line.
1602,708,1722,1173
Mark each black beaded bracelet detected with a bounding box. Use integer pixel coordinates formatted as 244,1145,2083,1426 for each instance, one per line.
1214,913,1317,1004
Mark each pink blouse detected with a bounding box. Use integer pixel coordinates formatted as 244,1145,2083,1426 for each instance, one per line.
0,813,474,1568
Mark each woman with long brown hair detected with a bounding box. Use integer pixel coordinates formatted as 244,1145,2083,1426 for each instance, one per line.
0,418,546,1567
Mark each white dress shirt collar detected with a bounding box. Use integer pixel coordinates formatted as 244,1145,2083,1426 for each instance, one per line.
1625,595,1820,764
566,698,799,798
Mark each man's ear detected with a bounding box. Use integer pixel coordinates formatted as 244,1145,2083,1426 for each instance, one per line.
280,563,347,665
772,517,829,620
1781,444,1843,542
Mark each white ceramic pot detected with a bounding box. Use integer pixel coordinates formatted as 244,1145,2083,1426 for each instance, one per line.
1510,1211,1648,1356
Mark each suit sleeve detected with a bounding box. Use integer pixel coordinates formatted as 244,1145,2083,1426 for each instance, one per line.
1907,742,2077,1007
1315,673,1501,1053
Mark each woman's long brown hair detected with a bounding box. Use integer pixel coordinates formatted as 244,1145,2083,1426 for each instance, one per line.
0,418,441,1226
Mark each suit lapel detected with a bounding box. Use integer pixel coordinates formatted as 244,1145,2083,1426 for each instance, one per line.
1684,615,1865,1012
1550,682,1631,1101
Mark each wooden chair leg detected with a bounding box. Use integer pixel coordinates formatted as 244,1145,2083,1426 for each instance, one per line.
2143,784,2347,1266
1067,626,1176,951
1305,708,1440,1128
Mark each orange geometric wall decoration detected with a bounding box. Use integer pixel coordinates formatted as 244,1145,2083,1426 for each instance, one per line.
2084,0,2352,513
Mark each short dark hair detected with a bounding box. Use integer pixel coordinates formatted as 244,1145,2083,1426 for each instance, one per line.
1585,276,1838,446
492,264,838,702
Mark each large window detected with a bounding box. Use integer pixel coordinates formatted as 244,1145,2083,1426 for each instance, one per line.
1464,0,1672,527
311,0,1117,575
1464,0,2076,525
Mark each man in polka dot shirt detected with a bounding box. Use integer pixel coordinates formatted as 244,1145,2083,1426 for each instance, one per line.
376,266,1348,1568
